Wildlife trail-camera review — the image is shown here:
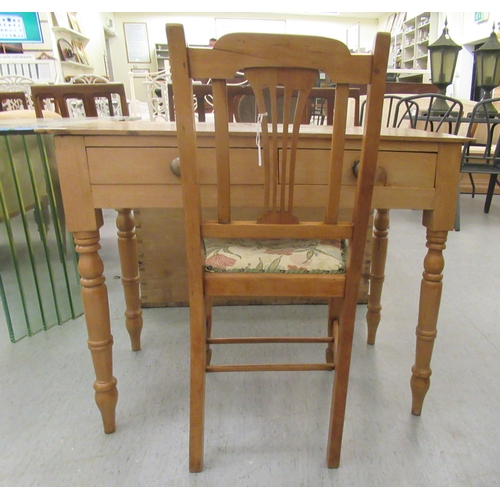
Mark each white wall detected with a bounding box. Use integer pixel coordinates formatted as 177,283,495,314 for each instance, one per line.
76,12,109,76
107,12,380,102
58,11,500,103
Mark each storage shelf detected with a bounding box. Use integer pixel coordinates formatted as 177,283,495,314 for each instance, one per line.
390,12,436,75
52,26,90,45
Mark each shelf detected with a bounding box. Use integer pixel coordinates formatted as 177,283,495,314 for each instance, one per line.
61,61,93,70
52,26,90,45
390,12,436,72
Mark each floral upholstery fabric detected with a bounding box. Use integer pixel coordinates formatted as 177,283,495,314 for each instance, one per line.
204,238,346,274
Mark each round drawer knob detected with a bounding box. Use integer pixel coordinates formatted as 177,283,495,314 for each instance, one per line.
170,157,181,177
351,160,360,178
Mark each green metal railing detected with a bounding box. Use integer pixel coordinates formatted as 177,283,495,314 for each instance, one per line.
0,131,82,342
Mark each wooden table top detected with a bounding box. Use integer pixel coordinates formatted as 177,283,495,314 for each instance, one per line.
0,117,469,144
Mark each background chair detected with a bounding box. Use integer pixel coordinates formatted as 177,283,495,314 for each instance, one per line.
167,23,389,471
359,94,403,127
141,70,170,121
31,83,129,118
392,93,464,134
0,91,29,111
0,75,37,109
455,97,500,230
68,74,110,84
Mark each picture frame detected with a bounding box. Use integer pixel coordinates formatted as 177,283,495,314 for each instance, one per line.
124,22,151,63
52,12,71,30
68,12,81,33
57,38,77,62
72,40,89,66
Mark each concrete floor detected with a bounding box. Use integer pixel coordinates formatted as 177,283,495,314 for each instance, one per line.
1,194,499,486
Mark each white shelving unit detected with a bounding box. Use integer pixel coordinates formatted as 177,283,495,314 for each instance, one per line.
390,12,437,82
155,43,169,72
50,16,93,80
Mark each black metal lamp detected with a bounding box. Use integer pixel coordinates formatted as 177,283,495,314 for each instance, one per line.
474,23,500,116
428,18,462,114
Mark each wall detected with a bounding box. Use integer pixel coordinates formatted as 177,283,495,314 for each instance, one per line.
36,11,500,103
107,12,380,102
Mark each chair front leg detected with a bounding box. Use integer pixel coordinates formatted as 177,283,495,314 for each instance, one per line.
484,174,498,213
189,292,208,473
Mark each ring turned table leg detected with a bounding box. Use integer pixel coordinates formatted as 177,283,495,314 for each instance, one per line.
116,209,143,351
366,209,390,345
74,229,117,433
411,229,447,416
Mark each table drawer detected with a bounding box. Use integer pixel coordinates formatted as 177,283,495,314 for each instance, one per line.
292,149,437,188
86,147,264,185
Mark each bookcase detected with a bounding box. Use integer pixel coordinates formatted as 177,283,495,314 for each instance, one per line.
389,12,438,82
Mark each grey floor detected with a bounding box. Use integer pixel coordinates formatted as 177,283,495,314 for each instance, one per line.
1,194,499,487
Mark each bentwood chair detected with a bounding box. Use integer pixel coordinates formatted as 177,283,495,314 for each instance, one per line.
167,23,390,471
455,97,500,230
392,93,464,134
359,94,403,127
31,83,129,118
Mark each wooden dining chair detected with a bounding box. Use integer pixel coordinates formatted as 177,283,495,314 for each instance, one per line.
31,83,129,118
167,23,389,472
0,91,29,111
232,86,361,126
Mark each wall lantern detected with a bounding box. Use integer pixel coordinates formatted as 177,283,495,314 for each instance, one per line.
474,23,500,115
428,18,462,113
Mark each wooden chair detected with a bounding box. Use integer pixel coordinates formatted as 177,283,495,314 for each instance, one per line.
232,86,360,126
455,97,500,230
0,91,29,111
30,83,129,118
167,23,389,471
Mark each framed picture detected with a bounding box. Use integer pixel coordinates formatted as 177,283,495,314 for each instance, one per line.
68,12,81,33
124,22,151,63
72,40,89,66
57,38,77,62
52,12,71,29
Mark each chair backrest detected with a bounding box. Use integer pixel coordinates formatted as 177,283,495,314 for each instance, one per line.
167,23,389,254
232,86,360,126
356,81,439,96
31,83,129,118
142,70,170,121
68,74,110,84
0,91,29,111
360,94,403,127
461,97,500,165
0,75,36,109
393,93,464,134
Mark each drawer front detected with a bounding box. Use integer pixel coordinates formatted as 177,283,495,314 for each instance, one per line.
87,147,264,185
292,149,437,188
